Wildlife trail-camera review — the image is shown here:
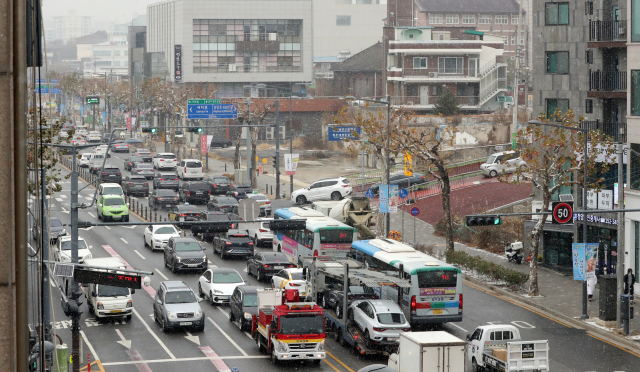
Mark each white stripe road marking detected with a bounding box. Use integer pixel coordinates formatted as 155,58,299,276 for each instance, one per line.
88,212,95,218
55,198,63,202
134,250,145,259
100,356,269,366
448,322,468,333
79,330,100,361
206,317,248,356
105,226,111,230
121,238,129,244
60,195,67,198
244,332,252,339
216,308,229,318
154,269,168,280
132,307,176,360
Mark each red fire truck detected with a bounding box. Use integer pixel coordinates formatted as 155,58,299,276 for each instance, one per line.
252,288,326,365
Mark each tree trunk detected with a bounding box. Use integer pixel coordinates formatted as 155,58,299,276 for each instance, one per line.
527,192,550,296
233,131,242,170
250,127,258,188
437,160,455,252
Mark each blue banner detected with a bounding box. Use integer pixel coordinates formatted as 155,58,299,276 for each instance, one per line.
379,185,389,213
328,126,361,141
388,185,398,213
572,243,585,280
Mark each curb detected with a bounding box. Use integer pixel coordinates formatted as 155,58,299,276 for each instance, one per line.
462,275,640,355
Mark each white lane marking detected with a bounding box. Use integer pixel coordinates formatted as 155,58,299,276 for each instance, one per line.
60,195,67,198
79,330,100,361
206,317,248,356
132,307,176,359
244,332,252,339
124,225,137,229
114,329,132,349
449,322,468,333
105,226,111,230
101,355,269,366
134,250,145,259
154,269,168,280
56,198,63,202
242,267,247,272
87,212,95,218
184,331,201,345
121,238,129,244
84,196,93,200
216,308,229,318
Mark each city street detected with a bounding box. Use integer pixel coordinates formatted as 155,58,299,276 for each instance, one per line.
31,148,640,372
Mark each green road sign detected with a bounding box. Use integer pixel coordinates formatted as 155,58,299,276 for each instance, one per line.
188,99,221,105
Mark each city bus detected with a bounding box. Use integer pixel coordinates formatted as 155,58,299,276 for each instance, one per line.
350,238,463,327
273,207,357,264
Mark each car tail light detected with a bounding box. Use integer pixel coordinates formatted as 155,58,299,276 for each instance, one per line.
402,328,412,332
342,185,349,188
266,201,271,205
160,179,164,181
102,172,108,175
373,327,386,332
202,167,204,173
213,183,217,187
248,242,253,245
174,197,178,201
313,250,318,257
160,159,164,161
410,295,416,314
287,264,296,268
263,264,269,268
208,190,211,195
422,176,426,180
226,241,232,245
174,178,178,181
184,167,187,173
187,191,191,196
128,183,134,186
230,184,233,187
179,213,186,217
144,183,148,186
259,229,268,232
117,172,121,175
289,283,300,287
459,294,463,312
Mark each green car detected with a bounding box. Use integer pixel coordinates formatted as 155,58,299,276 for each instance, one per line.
97,195,130,222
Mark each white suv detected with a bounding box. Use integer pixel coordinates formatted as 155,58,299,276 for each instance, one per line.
350,299,411,347
178,159,204,180
153,153,178,170
291,177,352,205
480,151,526,178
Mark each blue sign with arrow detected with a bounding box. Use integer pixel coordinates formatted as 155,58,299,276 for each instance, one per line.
365,188,374,198
187,102,238,119
398,189,408,199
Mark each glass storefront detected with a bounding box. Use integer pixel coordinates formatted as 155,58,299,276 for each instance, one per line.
578,225,618,274
543,230,573,272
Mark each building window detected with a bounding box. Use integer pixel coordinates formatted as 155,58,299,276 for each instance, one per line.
337,15,351,26
511,36,517,44
511,15,521,24
546,3,570,25
546,98,569,118
633,0,640,41
478,15,492,24
585,1,593,15
114,61,121,66
93,50,111,56
495,15,509,24
462,14,475,24
503,36,508,45
632,70,640,115
585,99,593,113
585,50,593,64
446,14,459,24
520,35,525,45
413,57,427,69
631,144,640,190
114,50,121,56
429,14,443,24
438,57,463,74
546,51,569,74
95,61,111,67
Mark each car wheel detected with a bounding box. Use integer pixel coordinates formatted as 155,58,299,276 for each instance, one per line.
124,215,129,222
247,264,252,276
126,314,132,322
229,309,235,322
472,357,482,372
153,309,157,323
161,316,169,332
88,304,94,314
220,249,226,260
144,236,148,248
489,170,498,177
257,269,265,282
270,345,279,365
296,195,307,205
198,283,204,298
164,256,169,268
254,235,259,247
97,212,102,220
364,330,372,348
336,304,343,319
210,291,217,306
331,191,342,201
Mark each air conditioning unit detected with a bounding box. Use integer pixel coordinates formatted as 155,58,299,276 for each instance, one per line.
228,64,237,72
269,33,277,41
266,127,286,140
429,72,438,78
619,27,626,35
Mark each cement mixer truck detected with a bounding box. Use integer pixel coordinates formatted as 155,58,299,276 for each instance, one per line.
311,196,377,239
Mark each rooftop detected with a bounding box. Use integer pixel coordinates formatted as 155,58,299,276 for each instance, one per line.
331,42,384,72
414,0,521,14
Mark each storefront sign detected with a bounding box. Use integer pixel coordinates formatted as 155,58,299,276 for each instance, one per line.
573,213,618,225
174,45,182,83
598,190,613,210
284,153,299,175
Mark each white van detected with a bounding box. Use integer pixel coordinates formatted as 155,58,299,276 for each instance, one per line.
89,153,106,174
84,257,135,320
178,159,204,180
96,183,124,201
479,151,525,178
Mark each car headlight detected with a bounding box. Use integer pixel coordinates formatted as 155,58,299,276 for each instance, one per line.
177,257,181,262
60,229,66,235
213,290,223,295
85,253,93,260
318,340,325,352
167,311,176,319
244,312,252,320
202,255,207,260
277,340,288,352
196,308,203,317
153,238,161,242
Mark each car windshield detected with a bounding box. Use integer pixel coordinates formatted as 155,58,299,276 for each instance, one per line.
174,241,201,251
213,177,229,183
249,195,267,201
377,313,406,325
104,198,125,206
159,174,177,179
219,198,238,205
160,154,176,159
157,190,176,196
97,285,130,297
290,272,303,280
243,293,258,307
164,290,197,304
60,239,87,251
129,177,146,183
186,161,202,168
137,164,153,169
129,157,143,162
50,219,63,227
189,183,210,191
103,187,123,196
155,227,177,234
229,235,250,242
486,155,497,164
212,272,243,283
279,314,324,335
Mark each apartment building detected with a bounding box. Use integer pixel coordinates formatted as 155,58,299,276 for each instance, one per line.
90,35,129,76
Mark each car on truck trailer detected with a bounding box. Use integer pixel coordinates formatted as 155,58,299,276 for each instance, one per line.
388,331,466,372
252,288,326,365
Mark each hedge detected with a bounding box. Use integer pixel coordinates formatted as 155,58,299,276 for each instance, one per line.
445,250,529,286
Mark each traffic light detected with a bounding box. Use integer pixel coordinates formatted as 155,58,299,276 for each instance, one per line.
142,127,157,134
466,215,502,227
187,127,203,133
272,155,277,168
61,299,83,317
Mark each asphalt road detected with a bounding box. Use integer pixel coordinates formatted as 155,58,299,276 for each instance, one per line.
33,147,640,372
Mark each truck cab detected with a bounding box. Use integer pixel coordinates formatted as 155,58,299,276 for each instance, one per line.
84,257,135,320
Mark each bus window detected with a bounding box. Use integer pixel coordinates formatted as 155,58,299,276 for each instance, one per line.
305,230,314,247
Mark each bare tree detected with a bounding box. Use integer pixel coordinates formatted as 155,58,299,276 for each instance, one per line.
234,100,276,187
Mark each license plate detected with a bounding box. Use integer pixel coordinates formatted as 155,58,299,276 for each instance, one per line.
180,217,184,222
110,310,122,313
274,266,283,269
433,309,443,315
165,204,171,208
180,322,192,326
387,337,398,341
187,264,198,267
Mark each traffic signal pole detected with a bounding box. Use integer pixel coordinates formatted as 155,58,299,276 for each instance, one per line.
275,99,280,199
70,145,81,372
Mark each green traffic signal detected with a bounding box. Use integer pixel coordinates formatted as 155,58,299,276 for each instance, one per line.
150,128,157,133
466,215,502,227
197,127,202,133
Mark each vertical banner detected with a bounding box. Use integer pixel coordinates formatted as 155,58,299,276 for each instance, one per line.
200,135,207,154
131,117,136,130
388,185,399,213
206,135,213,153
174,45,182,83
126,117,132,131
572,243,586,280
585,243,598,279
379,185,389,213
284,153,299,175
404,153,412,176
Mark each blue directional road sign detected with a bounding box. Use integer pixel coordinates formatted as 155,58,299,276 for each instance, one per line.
187,99,238,119
411,207,420,216
398,189,408,199
328,126,361,141
365,188,375,198
120,103,125,110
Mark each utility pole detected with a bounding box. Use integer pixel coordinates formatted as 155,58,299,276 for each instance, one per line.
70,145,82,372
205,83,209,171
275,98,280,199
385,95,391,237
511,0,521,150
39,167,51,345
246,97,252,185
616,143,625,328
289,83,293,196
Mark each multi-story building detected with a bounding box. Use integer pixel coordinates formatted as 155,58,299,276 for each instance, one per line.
90,35,129,76
146,0,313,96
49,12,92,42
128,26,169,86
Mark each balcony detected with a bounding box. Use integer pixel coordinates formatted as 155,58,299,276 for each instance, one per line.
588,71,627,98
387,68,481,82
580,120,626,142
588,20,627,48
391,95,480,108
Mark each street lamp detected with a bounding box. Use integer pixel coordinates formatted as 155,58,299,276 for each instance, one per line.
528,119,589,319
346,95,391,237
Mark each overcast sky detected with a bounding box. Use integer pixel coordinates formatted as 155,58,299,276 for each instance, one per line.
42,0,155,26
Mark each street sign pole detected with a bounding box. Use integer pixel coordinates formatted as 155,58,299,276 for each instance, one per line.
275,99,280,199
246,98,251,187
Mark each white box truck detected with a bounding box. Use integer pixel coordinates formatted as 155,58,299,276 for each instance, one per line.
388,331,466,372
83,257,135,321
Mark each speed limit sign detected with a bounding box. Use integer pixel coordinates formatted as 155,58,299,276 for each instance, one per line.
552,201,573,224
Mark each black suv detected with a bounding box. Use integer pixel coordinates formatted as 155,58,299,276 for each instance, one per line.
163,237,207,273
98,165,122,184
213,229,254,259
207,196,239,214
179,181,211,204
247,252,294,282
229,285,260,331
168,204,201,228
209,137,232,148
153,172,180,191
122,175,149,196
191,211,233,242
226,185,252,201
123,156,144,171
149,189,179,210
208,176,232,195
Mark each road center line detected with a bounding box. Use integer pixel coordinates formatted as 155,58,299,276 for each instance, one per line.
105,226,111,230
121,238,129,244
323,358,342,372
132,308,176,360
154,269,168,280
216,307,229,318
79,330,100,362
134,250,145,259
448,322,468,333
327,351,355,372
206,317,248,356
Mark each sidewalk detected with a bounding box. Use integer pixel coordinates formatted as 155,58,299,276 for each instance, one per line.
390,210,640,344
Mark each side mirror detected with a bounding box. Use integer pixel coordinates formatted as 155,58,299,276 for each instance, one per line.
131,289,135,294
466,334,471,341
91,291,96,297
143,276,151,287
126,203,130,208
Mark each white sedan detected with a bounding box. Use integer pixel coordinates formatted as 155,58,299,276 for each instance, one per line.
78,153,91,168
143,224,181,251
271,268,307,297
87,131,102,142
55,236,92,263
198,268,245,305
